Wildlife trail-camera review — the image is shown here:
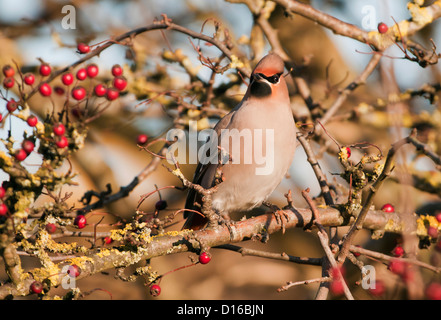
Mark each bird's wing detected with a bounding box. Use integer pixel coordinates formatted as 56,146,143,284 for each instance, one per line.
182,108,237,229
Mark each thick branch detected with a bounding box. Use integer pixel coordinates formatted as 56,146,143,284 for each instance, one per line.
0,206,410,299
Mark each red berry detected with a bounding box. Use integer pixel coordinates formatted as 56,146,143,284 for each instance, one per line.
111,64,123,77
155,200,167,211
344,147,351,158
72,86,86,100
27,115,38,127
149,284,161,297
77,43,90,54
22,140,35,154
3,77,14,89
0,203,7,216
2,65,14,78
426,282,441,300
106,88,119,101
61,73,74,86
0,187,5,199
199,252,211,264
377,22,388,34
86,64,99,78
39,83,52,96
53,123,65,136
137,134,148,145
45,223,57,234
67,265,81,278
56,136,69,149
39,64,51,77
104,236,112,244
30,281,43,294
24,73,35,85
74,215,87,229
0,114,2,122
428,226,439,239
76,68,87,81
353,245,361,257
113,76,127,91
369,280,386,296
436,211,441,223
330,279,344,296
94,84,107,97
388,259,406,275
381,203,395,213
392,246,404,257
15,149,27,161
6,99,18,113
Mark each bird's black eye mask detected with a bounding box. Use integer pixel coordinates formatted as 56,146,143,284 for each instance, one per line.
249,72,283,98
253,72,283,84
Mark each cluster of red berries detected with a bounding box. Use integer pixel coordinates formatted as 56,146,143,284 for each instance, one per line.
0,184,7,216
53,123,69,149
148,252,212,298
2,65,16,90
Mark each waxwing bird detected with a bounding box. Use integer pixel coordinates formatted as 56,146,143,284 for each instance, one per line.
183,53,297,230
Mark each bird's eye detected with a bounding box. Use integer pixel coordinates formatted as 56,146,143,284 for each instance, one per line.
267,75,279,84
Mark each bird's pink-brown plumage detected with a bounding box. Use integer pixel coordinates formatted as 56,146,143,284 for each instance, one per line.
183,53,297,230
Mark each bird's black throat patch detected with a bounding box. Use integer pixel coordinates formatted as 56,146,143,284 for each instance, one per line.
250,80,272,98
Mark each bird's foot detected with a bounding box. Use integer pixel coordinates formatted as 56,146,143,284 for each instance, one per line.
263,201,290,234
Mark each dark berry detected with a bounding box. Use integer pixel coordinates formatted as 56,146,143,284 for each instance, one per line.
155,200,167,211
